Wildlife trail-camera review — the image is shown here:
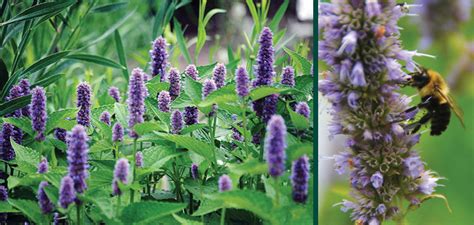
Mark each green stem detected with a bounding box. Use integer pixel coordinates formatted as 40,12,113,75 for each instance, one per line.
116,195,121,216
241,99,250,157
220,208,226,225
76,203,81,225
130,139,137,203
274,178,280,207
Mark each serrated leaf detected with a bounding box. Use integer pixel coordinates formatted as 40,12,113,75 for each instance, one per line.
139,146,181,175
90,140,113,153
192,200,223,216
65,54,125,69
172,214,204,225
45,108,78,133
11,139,40,173
206,190,276,224
287,103,310,129
119,202,186,224
183,178,218,201
198,84,237,107
8,199,46,224
181,124,207,135
114,103,128,127
184,77,203,104
0,202,19,213
83,190,115,219
146,82,170,100
284,48,312,75
249,86,288,101
228,159,268,177
134,122,167,136
287,143,313,162
157,134,215,162
196,62,217,79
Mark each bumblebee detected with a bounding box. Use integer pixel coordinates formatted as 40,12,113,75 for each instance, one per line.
405,68,465,135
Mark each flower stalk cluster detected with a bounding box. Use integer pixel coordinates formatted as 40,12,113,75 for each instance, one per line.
319,1,442,224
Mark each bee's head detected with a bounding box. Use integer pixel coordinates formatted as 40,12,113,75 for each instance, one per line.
407,68,430,88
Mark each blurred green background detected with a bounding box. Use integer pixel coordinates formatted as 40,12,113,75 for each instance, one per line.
318,1,474,225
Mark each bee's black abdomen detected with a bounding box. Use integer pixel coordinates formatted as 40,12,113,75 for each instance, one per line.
430,103,451,135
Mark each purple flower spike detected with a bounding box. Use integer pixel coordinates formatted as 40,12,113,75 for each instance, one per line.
19,79,31,117
281,66,295,87
235,66,249,97
168,68,181,99
0,123,16,161
112,158,129,196
157,91,171,112
54,128,67,142
108,87,121,102
171,110,183,134
30,87,47,141
67,125,89,193
264,115,287,177
295,102,311,119
112,123,124,142
38,157,48,174
202,79,216,99
59,176,75,209
350,62,367,87
191,163,199,180
0,186,8,201
184,106,199,125
128,68,147,138
253,27,275,86
150,36,169,82
76,82,91,127
291,155,310,203
135,151,143,168
38,181,54,214
6,85,23,117
212,63,226,89
262,94,278,123
100,111,111,126
218,175,232,192
185,64,199,80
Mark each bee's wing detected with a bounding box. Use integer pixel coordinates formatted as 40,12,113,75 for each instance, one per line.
435,87,465,128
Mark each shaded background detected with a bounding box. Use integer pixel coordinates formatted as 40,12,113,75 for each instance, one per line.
318,1,474,224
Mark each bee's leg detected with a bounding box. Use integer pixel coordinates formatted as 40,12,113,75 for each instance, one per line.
406,111,432,134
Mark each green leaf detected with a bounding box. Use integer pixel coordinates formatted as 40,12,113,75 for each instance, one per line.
120,202,186,224
115,30,129,81
92,2,128,13
174,19,192,64
146,82,170,100
184,77,203,104
2,117,33,136
172,214,204,225
199,84,237,107
269,0,289,31
181,124,207,135
83,190,116,219
284,48,312,75
45,108,78,133
114,103,128,127
139,146,180,174
287,103,310,129
157,134,215,162
245,0,260,34
0,95,31,117
287,143,313,162
183,178,218,201
90,140,113,153
0,1,75,27
11,139,40,173
134,122,167,136
145,99,170,127
196,62,217,79
192,200,223,216
22,51,69,75
206,190,276,224
228,159,268,177
65,54,125,69
0,202,19,213
294,75,314,96
152,1,168,37
8,199,46,224
249,86,288,101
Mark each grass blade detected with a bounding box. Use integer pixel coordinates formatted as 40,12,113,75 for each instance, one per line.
114,30,129,81
173,19,192,64
92,2,128,13
22,51,70,75
0,1,75,27
65,54,125,69
269,0,289,31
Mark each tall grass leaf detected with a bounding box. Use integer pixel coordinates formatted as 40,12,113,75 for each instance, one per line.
0,1,75,27
22,51,70,75
0,95,31,116
245,0,260,34
153,0,169,38
31,73,65,88
173,19,192,64
202,9,226,26
92,2,128,13
65,54,125,69
163,1,177,34
269,0,289,31
114,30,129,80
175,0,192,10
